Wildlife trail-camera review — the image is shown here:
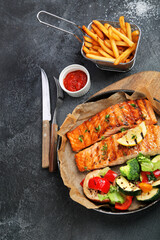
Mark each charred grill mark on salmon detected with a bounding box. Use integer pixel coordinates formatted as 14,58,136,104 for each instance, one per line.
67,99,157,152
75,125,160,172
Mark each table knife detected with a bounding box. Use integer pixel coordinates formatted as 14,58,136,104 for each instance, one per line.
49,77,64,172
41,68,51,168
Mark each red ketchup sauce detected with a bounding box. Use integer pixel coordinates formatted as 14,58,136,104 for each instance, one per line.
63,70,87,92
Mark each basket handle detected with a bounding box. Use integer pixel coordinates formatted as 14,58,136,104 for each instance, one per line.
37,10,82,43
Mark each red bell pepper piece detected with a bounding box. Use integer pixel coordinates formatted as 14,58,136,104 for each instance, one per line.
115,196,133,210
80,178,85,187
88,177,110,194
153,170,160,178
104,170,118,183
141,171,149,183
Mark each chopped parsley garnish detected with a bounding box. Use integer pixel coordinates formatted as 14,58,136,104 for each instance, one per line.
84,166,88,170
101,136,105,140
132,134,137,139
120,106,124,109
121,128,126,132
141,114,146,119
105,114,110,122
130,103,137,108
95,125,101,132
78,135,84,142
85,129,88,133
101,143,108,156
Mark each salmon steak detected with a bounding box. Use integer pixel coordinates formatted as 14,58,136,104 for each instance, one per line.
75,125,160,172
67,99,157,152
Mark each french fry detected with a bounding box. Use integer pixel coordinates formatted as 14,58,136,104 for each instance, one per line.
116,28,121,32
98,48,114,59
82,25,98,42
104,23,110,29
83,36,93,43
88,50,102,56
92,45,100,50
115,41,129,47
114,43,136,65
108,26,113,38
132,30,139,43
112,27,134,47
104,40,112,49
120,29,126,36
132,30,140,37
132,35,139,43
119,16,126,34
91,28,95,33
110,38,120,58
93,20,109,38
104,22,121,41
125,59,130,63
108,26,119,58
86,54,115,62
83,36,99,46
84,42,92,48
118,49,124,55
122,52,134,63
82,46,90,54
126,22,132,41
91,24,105,40
98,38,114,57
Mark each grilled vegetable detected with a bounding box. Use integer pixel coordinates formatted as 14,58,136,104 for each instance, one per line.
140,171,149,182
136,188,160,202
83,168,124,204
103,170,118,182
153,170,160,178
138,182,153,193
152,180,160,188
106,186,125,204
116,176,141,196
137,153,160,172
83,170,110,203
152,155,160,170
115,196,133,210
120,158,140,181
88,177,110,194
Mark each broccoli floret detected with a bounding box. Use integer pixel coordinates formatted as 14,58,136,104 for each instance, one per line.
120,158,140,181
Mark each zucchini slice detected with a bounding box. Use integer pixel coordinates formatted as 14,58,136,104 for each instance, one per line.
152,155,160,163
116,176,141,196
136,188,160,202
152,180,160,188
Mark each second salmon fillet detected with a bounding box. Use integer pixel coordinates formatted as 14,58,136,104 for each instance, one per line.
75,125,160,172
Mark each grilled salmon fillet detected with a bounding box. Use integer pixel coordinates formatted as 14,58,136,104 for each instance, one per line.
75,125,160,172
67,99,157,152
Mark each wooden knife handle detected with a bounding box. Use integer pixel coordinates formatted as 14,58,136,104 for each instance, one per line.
49,123,58,172
42,120,50,168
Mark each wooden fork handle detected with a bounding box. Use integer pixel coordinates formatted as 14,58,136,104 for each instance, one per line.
49,123,58,172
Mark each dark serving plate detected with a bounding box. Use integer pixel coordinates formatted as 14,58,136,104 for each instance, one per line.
85,89,160,215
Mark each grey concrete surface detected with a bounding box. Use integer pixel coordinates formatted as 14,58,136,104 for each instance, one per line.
1,0,160,239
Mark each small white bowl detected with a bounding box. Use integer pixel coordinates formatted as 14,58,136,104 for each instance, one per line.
59,64,91,97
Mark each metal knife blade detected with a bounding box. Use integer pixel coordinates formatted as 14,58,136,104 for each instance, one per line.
49,76,64,172
41,68,51,168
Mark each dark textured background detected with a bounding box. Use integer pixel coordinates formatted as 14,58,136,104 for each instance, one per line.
1,0,160,239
